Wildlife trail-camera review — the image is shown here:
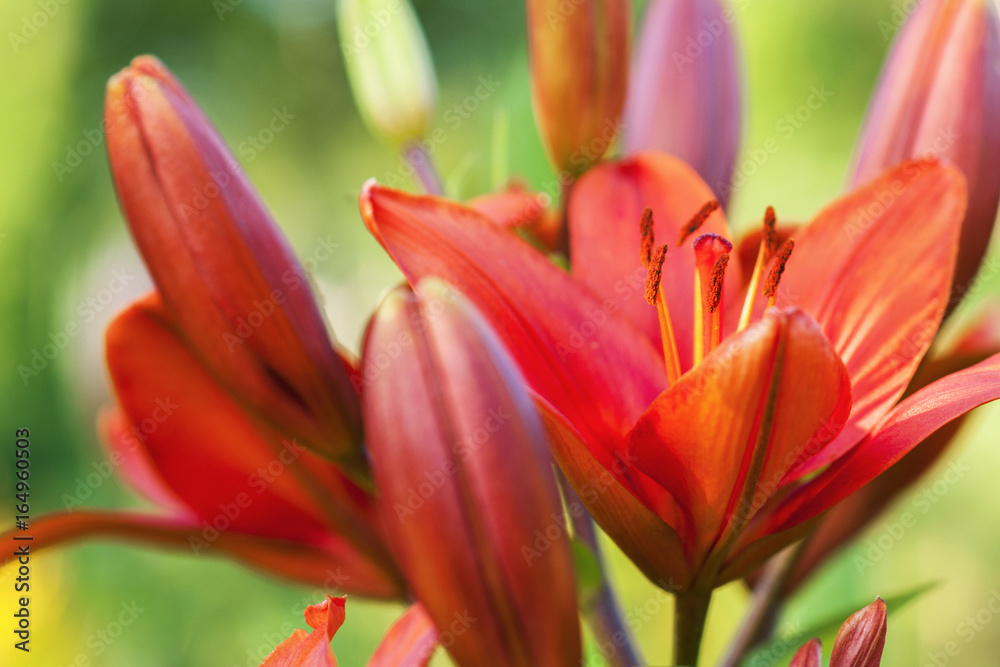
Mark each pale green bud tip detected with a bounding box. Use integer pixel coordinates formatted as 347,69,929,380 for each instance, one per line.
338,0,438,145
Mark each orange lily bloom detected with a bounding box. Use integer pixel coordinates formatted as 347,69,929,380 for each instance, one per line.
790,598,887,667
0,56,405,599
360,150,1000,656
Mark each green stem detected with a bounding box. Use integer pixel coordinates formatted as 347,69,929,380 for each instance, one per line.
673,590,712,666
719,540,809,667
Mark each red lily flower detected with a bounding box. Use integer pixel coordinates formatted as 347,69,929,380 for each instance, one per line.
0,56,405,598
790,598,887,667
625,0,742,207
258,598,439,667
850,0,1000,303
359,150,1000,601
362,278,582,667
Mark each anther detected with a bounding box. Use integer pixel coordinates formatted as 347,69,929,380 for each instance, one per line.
644,243,667,305
677,200,720,246
643,242,682,384
763,238,795,307
738,206,780,331
640,208,656,269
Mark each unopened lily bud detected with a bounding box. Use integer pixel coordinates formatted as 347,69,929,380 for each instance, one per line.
624,0,743,208
363,278,582,667
105,57,364,468
338,0,438,145
851,0,1000,301
527,0,631,176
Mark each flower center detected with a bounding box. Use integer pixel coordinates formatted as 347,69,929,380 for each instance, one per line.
641,203,795,383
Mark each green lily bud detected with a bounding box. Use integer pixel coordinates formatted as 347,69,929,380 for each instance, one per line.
338,0,438,145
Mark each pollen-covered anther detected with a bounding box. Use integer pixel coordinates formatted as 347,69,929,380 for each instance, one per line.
762,206,777,259
738,206,781,331
763,238,796,304
707,254,730,314
640,208,656,268
677,200,720,246
644,243,667,305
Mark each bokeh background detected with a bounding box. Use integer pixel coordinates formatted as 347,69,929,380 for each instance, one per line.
2,0,999,664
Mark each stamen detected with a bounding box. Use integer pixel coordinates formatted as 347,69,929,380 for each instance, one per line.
738,207,778,331
693,233,733,364
640,208,655,269
707,255,729,314
763,239,795,308
677,200,720,246
644,243,667,305
644,243,682,384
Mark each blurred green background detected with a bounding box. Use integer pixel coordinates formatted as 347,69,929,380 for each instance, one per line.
2,0,999,664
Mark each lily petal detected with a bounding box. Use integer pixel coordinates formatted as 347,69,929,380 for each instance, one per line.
625,308,851,567
776,305,1000,592
625,0,742,206
360,182,664,462
260,596,346,666
368,604,439,667
790,638,823,667
105,294,401,593
0,512,398,597
97,406,194,518
363,279,582,667
829,598,887,667
106,56,362,463
542,406,692,588
781,159,967,475
568,152,741,368
757,349,1000,537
